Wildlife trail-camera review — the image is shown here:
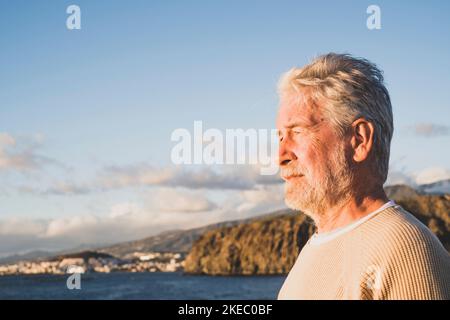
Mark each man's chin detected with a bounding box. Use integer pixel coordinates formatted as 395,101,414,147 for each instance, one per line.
284,194,307,212
284,196,322,224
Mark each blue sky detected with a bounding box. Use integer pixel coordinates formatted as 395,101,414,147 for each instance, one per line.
0,1,449,255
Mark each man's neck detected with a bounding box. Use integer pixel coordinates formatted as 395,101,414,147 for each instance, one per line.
315,188,389,234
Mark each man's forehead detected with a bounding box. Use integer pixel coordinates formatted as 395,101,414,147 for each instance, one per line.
277,94,322,128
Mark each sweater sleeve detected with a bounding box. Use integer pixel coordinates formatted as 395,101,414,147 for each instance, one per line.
370,223,450,300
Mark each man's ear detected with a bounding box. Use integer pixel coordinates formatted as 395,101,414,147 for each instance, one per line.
350,118,375,162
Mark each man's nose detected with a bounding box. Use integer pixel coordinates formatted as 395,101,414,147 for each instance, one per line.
279,141,297,166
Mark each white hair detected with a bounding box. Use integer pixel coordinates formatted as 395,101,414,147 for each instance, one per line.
278,53,394,183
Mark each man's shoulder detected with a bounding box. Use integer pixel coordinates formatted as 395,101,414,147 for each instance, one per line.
357,205,450,299
360,204,448,259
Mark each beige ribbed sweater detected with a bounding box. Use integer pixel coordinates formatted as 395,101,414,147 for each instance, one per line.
277,203,450,300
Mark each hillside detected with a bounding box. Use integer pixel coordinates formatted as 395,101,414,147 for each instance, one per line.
49,250,116,262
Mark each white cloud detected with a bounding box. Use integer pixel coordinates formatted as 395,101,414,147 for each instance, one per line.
386,166,450,187
210,184,286,222
108,202,144,219
0,184,287,256
414,167,450,185
96,163,280,191
22,163,283,195
44,214,100,238
0,133,40,171
409,123,450,137
0,132,63,175
385,170,417,187
0,218,46,236
145,188,217,213
235,185,285,213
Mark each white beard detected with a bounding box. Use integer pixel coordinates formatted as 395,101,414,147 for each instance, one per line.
283,143,354,221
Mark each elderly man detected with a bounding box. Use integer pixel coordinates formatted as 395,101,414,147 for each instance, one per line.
276,53,450,300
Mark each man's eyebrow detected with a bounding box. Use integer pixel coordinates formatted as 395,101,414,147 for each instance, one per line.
284,121,312,129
